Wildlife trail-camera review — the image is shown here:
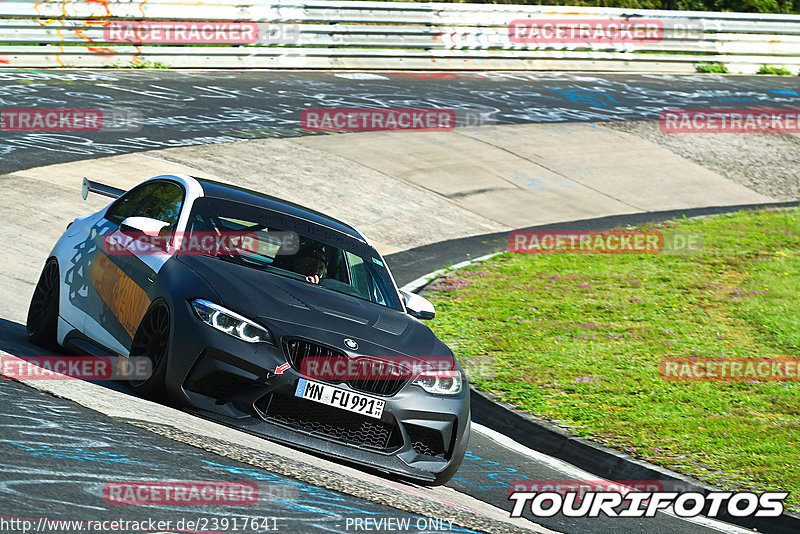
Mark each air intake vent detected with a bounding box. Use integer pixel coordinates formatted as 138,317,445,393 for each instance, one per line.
373,314,408,336
184,370,255,402
283,339,410,396
256,393,402,451
406,423,447,458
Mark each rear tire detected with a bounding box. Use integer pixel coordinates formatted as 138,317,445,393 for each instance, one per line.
26,259,60,350
128,301,170,399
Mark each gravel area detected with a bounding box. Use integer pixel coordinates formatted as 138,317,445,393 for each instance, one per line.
603,121,800,201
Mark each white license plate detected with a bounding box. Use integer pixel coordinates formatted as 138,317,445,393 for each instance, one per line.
294,378,385,419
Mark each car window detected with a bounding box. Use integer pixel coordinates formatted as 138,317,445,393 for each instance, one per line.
141,183,184,226
106,181,184,228
346,252,387,306
105,183,159,225
186,197,403,311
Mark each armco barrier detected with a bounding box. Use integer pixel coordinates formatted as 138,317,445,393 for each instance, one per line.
0,0,799,72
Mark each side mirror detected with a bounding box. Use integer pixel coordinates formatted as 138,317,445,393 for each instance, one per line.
120,216,170,237
401,290,436,320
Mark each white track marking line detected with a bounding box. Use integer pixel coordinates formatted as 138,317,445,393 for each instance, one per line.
473,423,755,534
399,252,502,293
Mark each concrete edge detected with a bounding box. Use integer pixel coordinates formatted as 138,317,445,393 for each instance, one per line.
0,352,554,534
399,253,503,294
384,200,800,288
395,199,800,534
121,418,542,534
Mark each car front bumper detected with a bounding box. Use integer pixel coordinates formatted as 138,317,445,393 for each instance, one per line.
165,303,470,484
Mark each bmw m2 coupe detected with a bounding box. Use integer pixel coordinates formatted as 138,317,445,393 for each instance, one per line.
26,174,469,484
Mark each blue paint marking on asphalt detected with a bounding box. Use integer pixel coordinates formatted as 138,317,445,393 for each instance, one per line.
9,442,155,466
202,459,410,511
553,88,620,108
449,451,527,491
201,459,352,501
769,90,800,96
281,499,400,516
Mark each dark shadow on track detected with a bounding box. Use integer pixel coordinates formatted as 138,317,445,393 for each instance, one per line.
0,318,60,357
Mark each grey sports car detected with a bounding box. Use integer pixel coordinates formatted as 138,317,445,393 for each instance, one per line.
26,174,470,484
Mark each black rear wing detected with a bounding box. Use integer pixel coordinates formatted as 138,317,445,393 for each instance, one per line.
82,177,125,200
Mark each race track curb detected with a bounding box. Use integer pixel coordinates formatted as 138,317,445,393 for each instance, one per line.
470,389,800,534
385,200,800,292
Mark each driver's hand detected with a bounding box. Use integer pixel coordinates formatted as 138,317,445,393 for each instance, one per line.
305,274,320,284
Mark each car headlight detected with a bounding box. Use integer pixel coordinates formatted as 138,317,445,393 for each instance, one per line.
413,370,463,396
191,299,273,344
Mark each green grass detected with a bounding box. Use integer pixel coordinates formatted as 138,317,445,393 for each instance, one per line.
103,59,171,69
757,65,794,75
425,208,800,510
695,62,729,74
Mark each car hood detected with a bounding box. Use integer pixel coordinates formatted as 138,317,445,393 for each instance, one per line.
177,254,454,363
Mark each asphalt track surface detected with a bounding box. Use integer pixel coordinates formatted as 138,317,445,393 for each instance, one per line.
2,70,800,175
0,378,450,534
0,70,788,534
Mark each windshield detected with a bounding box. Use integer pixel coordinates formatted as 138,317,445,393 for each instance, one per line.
186,197,403,311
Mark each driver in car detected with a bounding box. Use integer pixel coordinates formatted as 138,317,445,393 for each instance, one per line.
292,242,328,284
270,238,329,284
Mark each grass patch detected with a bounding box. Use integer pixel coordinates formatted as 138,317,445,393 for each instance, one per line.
425,208,800,510
757,65,793,75
695,62,729,74
103,59,171,69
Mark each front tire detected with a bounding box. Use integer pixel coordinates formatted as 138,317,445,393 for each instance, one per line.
26,259,60,350
128,301,170,399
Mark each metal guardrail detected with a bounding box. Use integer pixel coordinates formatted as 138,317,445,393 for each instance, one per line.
1,0,800,72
